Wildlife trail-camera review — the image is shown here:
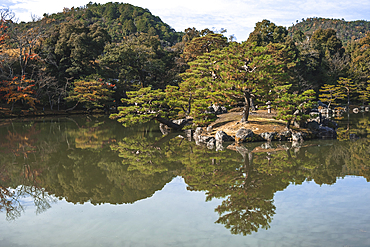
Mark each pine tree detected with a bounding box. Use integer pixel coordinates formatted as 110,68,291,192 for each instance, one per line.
274,84,315,129
337,77,357,108
357,81,370,106
318,84,345,108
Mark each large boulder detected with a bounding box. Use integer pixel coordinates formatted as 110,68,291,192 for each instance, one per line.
307,120,320,131
320,116,338,129
215,130,234,142
235,128,254,143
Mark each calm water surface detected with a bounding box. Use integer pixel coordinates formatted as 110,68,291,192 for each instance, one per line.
0,113,369,247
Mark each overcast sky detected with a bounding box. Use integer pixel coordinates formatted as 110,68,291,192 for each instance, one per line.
1,0,369,41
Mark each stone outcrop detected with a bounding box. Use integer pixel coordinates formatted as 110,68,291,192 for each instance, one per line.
235,128,254,143
215,130,235,142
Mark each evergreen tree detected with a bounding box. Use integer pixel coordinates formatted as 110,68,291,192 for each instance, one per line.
319,84,345,108
337,77,357,108
273,84,315,129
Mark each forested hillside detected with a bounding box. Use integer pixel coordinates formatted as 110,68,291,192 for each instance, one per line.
288,17,370,45
1,3,370,130
37,2,182,44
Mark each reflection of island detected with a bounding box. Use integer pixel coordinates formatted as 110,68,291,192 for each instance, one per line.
182,137,370,235
0,115,369,235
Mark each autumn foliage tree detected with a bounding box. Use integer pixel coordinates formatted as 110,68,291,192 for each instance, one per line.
0,76,38,111
65,79,114,111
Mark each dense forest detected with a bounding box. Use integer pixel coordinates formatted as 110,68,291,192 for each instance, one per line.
288,17,370,45
0,2,370,128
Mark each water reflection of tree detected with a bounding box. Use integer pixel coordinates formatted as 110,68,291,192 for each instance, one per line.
182,143,288,235
0,121,57,220
1,116,370,228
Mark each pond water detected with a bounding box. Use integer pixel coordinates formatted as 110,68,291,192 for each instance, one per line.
0,113,369,247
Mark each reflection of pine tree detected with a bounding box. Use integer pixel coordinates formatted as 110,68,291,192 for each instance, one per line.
182,146,280,236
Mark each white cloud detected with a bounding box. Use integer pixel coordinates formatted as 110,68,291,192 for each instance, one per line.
1,0,369,41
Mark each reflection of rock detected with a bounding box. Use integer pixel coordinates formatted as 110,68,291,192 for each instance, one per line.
194,135,213,145
215,141,225,152
317,126,337,139
234,145,250,157
291,140,301,148
159,123,170,135
184,129,193,141
207,138,216,149
235,128,254,143
215,131,234,143
261,142,273,149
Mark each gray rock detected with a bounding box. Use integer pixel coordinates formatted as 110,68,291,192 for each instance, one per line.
206,105,215,114
235,128,254,143
292,132,303,142
260,132,276,142
198,135,213,143
278,130,292,141
172,119,189,128
307,121,320,131
309,111,320,118
320,116,338,129
215,130,235,142
194,127,203,136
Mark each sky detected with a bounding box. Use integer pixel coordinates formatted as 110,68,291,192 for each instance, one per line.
1,0,370,41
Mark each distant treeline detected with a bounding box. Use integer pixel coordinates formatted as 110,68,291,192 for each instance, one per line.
0,2,369,124
288,17,370,45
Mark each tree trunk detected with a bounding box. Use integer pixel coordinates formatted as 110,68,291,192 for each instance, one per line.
241,94,251,123
65,101,79,112
153,116,183,130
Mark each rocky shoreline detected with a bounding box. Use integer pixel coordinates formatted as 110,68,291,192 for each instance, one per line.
165,109,340,151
